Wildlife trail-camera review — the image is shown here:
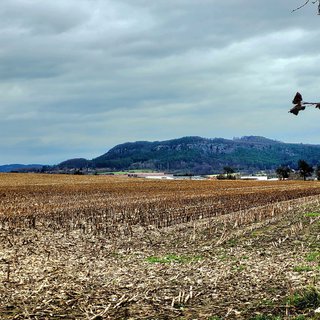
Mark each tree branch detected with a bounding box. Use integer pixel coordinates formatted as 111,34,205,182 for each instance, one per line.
292,0,320,14
292,0,310,13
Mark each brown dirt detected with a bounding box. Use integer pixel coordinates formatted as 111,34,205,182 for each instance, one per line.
0,174,319,319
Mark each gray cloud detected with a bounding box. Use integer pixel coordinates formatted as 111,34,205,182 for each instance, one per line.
1,0,320,164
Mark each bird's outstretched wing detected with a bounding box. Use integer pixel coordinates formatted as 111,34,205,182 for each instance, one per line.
292,92,303,104
289,104,306,116
289,92,320,115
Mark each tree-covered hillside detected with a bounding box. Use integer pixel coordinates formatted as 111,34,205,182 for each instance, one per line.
56,136,320,174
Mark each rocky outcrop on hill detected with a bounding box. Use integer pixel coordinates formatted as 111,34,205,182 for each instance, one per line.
82,136,320,174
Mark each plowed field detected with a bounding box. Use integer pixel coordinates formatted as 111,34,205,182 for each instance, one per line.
0,174,319,319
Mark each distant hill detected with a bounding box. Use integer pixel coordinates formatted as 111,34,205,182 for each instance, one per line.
0,164,43,173
56,136,320,174
58,158,90,169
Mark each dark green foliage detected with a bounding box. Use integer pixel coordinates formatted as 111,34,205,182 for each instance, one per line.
73,169,84,175
276,166,290,180
298,160,314,180
58,136,320,174
223,166,235,174
287,287,320,311
216,174,236,180
58,158,91,169
315,164,320,180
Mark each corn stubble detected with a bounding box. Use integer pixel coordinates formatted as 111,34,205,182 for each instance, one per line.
0,174,319,319
1,174,320,235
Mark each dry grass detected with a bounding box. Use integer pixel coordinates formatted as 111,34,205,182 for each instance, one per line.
0,174,319,319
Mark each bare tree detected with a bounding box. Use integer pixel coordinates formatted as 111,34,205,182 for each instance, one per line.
292,0,320,15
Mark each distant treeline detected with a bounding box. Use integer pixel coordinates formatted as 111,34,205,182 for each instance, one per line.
47,136,320,175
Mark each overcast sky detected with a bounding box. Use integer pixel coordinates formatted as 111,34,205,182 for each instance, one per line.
1,0,320,164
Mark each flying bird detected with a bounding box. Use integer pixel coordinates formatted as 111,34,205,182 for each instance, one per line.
292,92,302,105
289,92,320,116
289,92,305,115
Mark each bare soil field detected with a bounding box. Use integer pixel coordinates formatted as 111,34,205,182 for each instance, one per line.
0,174,319,319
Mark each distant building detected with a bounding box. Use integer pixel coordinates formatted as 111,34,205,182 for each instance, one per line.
240,176,269,181
145,175,174,180
128,172,174,180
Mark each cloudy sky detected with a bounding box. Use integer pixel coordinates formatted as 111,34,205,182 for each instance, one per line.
1,0,320,164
